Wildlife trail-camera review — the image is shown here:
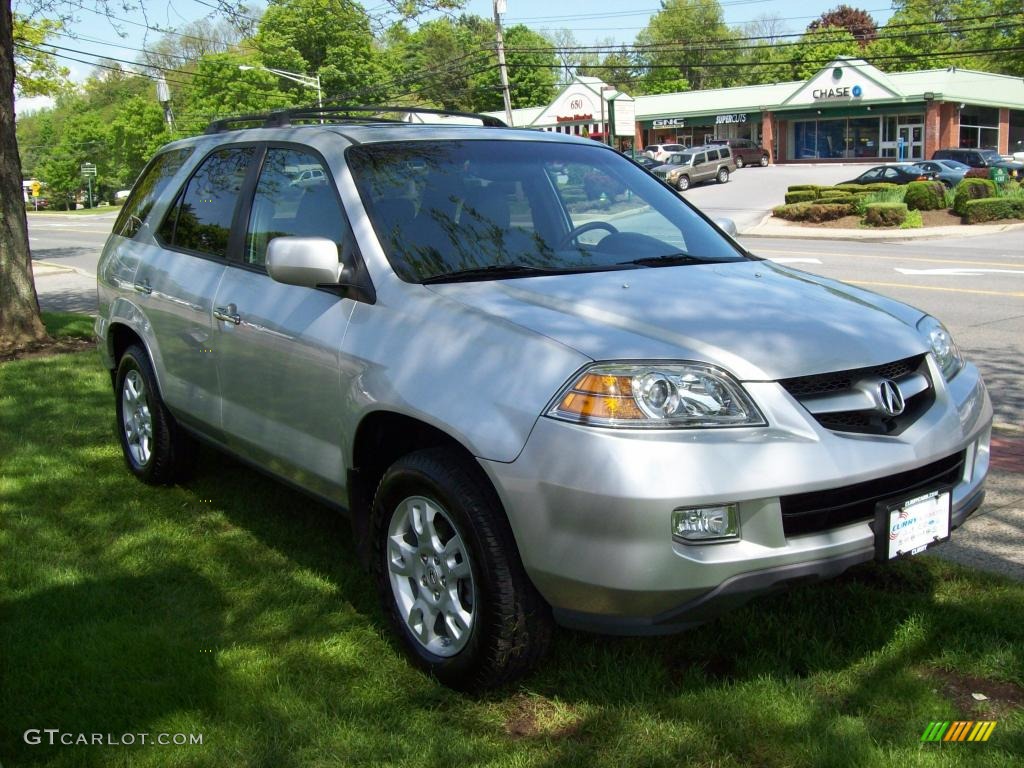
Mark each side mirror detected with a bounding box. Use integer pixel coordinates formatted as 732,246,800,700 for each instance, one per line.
714,218,738,237
267,237,342,288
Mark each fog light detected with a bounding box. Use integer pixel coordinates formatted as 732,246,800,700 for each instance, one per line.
672,504,740,542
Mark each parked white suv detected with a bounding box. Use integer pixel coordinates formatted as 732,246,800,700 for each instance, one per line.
96,106,992,691
643,143,686,162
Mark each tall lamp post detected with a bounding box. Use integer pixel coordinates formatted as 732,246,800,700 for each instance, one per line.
238,65,323,112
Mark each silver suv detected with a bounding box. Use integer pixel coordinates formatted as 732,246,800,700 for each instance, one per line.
653,145,736,190
96,106,991,691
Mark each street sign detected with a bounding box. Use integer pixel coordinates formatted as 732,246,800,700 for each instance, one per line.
30,181,41,197
80,163,97,177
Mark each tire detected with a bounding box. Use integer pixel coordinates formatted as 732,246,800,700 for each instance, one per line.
760,155,769,167
735,155,745,169
114,344,196,484
717,167,730,183
676,175,690,191
370,447,552,691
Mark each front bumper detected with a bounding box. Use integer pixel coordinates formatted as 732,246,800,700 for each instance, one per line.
480,359,992,634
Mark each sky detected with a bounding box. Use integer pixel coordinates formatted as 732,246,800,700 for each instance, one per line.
14,0,897,113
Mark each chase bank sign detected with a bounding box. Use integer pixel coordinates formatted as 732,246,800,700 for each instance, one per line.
812,84,864,100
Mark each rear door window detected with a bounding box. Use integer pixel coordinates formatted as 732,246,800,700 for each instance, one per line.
158,146,258,258
113,148,194,238
718,147,730,158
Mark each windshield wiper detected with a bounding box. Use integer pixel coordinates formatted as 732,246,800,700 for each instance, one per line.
422,264,587,284
618,253,727,268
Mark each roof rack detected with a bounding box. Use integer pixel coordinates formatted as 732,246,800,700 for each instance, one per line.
205,105,507,134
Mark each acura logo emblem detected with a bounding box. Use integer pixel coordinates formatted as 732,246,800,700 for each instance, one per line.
878,379,905,417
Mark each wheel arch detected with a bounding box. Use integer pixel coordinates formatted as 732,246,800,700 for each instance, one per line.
347,411,506,568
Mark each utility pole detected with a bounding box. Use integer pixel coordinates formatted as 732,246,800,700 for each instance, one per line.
156,76,175,134
493,0,513,126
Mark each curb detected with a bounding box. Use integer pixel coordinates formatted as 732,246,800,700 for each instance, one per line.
34,260,97,279
740,218,1024,241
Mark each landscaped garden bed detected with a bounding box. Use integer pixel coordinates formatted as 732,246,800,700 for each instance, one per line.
773,178,1024,230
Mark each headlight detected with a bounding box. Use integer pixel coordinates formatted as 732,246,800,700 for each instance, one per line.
917,315,963,381
548,363,766,428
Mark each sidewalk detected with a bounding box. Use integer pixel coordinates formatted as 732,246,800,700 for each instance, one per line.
33,260,97,314
743,215,1024,240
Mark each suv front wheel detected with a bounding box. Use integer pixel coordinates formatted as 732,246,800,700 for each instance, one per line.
370,447,552,691
676,175,691,191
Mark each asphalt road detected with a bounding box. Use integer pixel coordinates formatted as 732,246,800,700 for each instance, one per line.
25,211,1024,581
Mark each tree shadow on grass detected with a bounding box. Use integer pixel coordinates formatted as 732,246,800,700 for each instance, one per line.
0,568,224,766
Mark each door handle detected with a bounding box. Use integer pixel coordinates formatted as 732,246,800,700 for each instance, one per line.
133,279,152,295
213,304,240,325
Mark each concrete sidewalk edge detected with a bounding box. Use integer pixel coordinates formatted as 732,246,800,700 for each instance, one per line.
741,214,1024,240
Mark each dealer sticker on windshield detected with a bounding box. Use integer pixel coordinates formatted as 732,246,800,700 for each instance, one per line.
875,488,952,561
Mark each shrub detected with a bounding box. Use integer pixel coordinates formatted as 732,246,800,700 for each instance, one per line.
785,190,818,204
900,209,924,229
773,202,853,222
962,197,1024,223
952,178,997,215
863,202,908,227
862,182,902,193
903,180,947,211
964,167,990,179
786,184,820,192
816,188,849,199
995,180,1024,200
832,184,865,193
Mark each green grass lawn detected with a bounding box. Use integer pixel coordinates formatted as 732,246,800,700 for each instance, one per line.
1,318,1022,767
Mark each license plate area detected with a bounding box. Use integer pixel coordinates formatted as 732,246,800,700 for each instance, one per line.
874,486,952,561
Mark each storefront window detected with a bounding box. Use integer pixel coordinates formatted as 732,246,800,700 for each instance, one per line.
1011,110,1024,156
848,117,879,158
959,106,1000,149
793,114,920,160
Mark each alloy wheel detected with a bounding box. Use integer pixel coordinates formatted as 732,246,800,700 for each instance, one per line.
386,495,476,657
121,369,153,466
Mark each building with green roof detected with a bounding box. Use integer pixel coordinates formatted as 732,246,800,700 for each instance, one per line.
489,57,1024,164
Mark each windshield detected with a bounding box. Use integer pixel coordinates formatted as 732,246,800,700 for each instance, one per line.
348,140,747,283
978,150,1002,161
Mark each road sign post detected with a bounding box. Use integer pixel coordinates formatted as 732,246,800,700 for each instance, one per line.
81,163,97,209
30,180,40,211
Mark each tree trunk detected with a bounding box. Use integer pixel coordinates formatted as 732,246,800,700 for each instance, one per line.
0,0,49,355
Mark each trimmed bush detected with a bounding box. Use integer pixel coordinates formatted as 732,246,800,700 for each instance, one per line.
816,188,849,199
784,190,818,204
901,209,924,229
962,197,1024,224
903,180,947,211
832,184,865,193
952,178,997,215
964,167,990,179
773,202,854,222
786,184,820,192
863,202,908,227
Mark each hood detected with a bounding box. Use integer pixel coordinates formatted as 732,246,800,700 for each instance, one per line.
427,261,928,381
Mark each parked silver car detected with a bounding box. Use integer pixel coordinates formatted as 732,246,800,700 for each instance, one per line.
96,107,992,691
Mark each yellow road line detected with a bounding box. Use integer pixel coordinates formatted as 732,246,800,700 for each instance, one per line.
847,280,1024,299
756,248,1024,269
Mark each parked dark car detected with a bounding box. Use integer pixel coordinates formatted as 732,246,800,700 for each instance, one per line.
707,138,769,168
627,154,661,171
839,164,938,186
915,159,970,188
931,148,1024,179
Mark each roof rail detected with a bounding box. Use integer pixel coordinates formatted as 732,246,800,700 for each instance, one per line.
205,105,507,134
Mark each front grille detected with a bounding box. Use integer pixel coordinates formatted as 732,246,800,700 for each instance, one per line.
780,451,965,536
780,355,921,399
780,354,933,436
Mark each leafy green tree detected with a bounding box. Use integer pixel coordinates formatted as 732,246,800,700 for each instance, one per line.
254,0,386,102
38,111,110,209
634,0,736,93
13,14,68,96
107,95,171,191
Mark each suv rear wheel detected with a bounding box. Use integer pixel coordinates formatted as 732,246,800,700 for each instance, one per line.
735,155,745,169
370,447,552,691
760,155,769,167
717,167,730,183
114,344,196,484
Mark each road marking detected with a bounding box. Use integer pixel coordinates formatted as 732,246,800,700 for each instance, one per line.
753,248,1024,269
765,257,823,264
847,280,1024,299
895,267,1024,277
